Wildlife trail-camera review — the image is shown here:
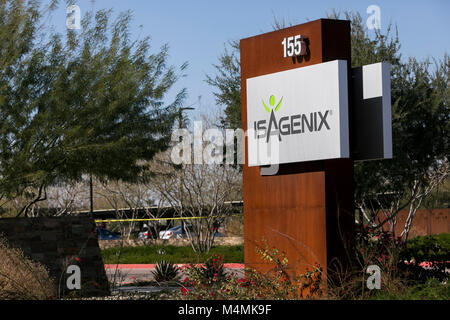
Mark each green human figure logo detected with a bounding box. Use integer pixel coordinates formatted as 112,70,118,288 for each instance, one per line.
262,95,283,113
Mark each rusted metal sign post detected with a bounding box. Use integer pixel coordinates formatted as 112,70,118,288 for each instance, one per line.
240,19,356,278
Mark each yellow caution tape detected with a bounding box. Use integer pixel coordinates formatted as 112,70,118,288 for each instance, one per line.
94,214,241,223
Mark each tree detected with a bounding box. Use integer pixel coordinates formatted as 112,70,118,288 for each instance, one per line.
205,40,241,129
206,11,449,242
149,152,242,253
354,54,449,241
335,11,449,242
0,0,187,216
204,12,294,130
147,112,242,253
95,178,170,241
33,180,89,216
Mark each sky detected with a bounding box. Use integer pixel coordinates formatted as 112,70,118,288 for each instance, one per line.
44,0,449,119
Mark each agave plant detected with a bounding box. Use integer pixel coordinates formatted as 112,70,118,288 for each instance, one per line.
152,260,180,283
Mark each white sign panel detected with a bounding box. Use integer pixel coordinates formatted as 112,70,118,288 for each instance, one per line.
246,59,350,166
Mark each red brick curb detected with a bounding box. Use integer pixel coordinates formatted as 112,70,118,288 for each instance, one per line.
104,263,244,269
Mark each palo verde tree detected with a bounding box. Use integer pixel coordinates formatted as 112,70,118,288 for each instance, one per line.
335,11,449,241
206,11,449,242
0,0,187,216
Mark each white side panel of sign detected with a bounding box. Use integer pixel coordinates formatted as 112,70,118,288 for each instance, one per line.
352,62,392,160
246,60,349,167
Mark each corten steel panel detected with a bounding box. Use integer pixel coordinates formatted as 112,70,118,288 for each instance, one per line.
430,209,449,235
241,19,355,278
378,209,450,237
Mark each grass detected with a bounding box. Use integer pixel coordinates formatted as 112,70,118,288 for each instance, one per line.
101,244,244,264
369,278,449,300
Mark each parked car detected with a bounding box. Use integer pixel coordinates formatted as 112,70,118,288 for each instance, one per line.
159,225,188,239
97,228,121,240
159,224,224,240
137,227,159,240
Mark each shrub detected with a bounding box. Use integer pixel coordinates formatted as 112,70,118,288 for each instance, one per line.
405,278,449,300
179,244,323,300
370,278,449,300
201,254,226,283
328,229,449,299
356,225,404,272
398,233,450,282
152,260,180,282
329,225,404,299
0,236,56,300
401,234,449,263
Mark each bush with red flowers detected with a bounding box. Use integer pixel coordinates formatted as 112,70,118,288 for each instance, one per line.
179,242,323,300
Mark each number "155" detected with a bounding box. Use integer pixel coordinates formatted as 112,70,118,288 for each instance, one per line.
281,35,306,57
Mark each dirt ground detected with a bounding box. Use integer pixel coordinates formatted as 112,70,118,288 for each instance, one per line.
99,236,244,250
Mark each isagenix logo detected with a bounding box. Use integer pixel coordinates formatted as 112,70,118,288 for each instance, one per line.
254,95,331,142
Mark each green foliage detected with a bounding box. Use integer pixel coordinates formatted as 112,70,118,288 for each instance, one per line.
398,233,449,282
180,245,322,300
330,10,402,68
207,10,449,240
184,254,226,287
201,253,225,282
101,244,244,264
152,260,180,282
205,40,241,129
423,178,450,209
402,233,450,263
355,225,403,275
0,0,186,215
328,12,449,216
329,229,449,299
370,278,449,300
355,54,449,205
405,278,449,300
399,233,450,283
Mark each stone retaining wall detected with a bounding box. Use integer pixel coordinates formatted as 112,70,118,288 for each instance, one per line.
0,216,109,297
99,236,244,250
